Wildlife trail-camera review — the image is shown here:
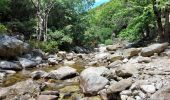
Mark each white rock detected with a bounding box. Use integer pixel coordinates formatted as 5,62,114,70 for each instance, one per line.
120,95,128,100
140,85,156,94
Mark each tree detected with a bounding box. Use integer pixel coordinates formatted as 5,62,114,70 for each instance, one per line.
30,0,56,41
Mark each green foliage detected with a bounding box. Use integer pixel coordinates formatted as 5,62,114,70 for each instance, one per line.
105,39,113,45
0,23,7,33
88,0,157,42
29,40,58,53
48,29,73,45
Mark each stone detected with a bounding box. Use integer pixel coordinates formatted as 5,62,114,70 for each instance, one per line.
41,91,59,96
123,48,141,58
66,53,74,61
0,72,6,83
19,58,37,68
115,64,138,78
80,66,109,76
47,66,78,80
120,95,128,100
31,49,45,58
0,35,30,59
137,56,151,63
141,43,169,57
0,79,41,99
88,61,99,66
98,44,107,53
107,60,123,68
80,67,109,95
106,78,133,94
140,85,156,94
120,90,132,96
80,74,109,95
37,95,58,100
135,96,142,100
32,56,42,64
150,85,170,100
109,54,123,62
138,91,146,99
95,53,110,60
30,70,47,80
106,45,119,51
0,61,22,71
48,57,58,65
64,60,75,66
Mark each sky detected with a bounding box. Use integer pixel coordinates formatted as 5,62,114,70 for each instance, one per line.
93,0,110,7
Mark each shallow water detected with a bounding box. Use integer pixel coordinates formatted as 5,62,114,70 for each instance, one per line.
0,61,85,87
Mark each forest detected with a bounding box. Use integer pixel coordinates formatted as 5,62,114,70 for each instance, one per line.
0,0,170,51
1,0,170,100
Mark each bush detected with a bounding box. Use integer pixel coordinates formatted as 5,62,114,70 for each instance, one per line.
105,39,113,45
29,40,58,53
0,23,7,33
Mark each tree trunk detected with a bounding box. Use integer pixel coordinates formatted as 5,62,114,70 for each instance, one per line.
152,0,164,42
164,4,170,42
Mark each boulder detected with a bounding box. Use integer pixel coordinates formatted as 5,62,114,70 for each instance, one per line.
80,66,109,76
141,43,169,57
80,73,109,95
107,60,123,68
115,64,138,78
0,35,30,59
123,48,141,58
95,53,110,60
19,58,37,68
106,78,133,94
66,53,74,61
106,43,123,51
30,70,47,80
140,85,156,94
31,49,45,58
47,66,78,80
109,54,123,62
161,49,170,57
137,56,151,63
48,57,58,65
32,56,42,64
106,45,118,51
80,67,109,95
0,61,22,71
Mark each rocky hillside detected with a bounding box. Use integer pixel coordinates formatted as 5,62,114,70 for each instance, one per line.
1,35,170,100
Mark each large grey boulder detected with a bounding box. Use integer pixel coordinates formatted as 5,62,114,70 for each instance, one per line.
0,61,22,71
80,67,109,95
141,43,169,57
0,35,30,59
19,58,37,68
47,66,78,80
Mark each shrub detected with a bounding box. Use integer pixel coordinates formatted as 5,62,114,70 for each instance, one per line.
105,39,113,45
29,40,59,53
0,23,7,33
